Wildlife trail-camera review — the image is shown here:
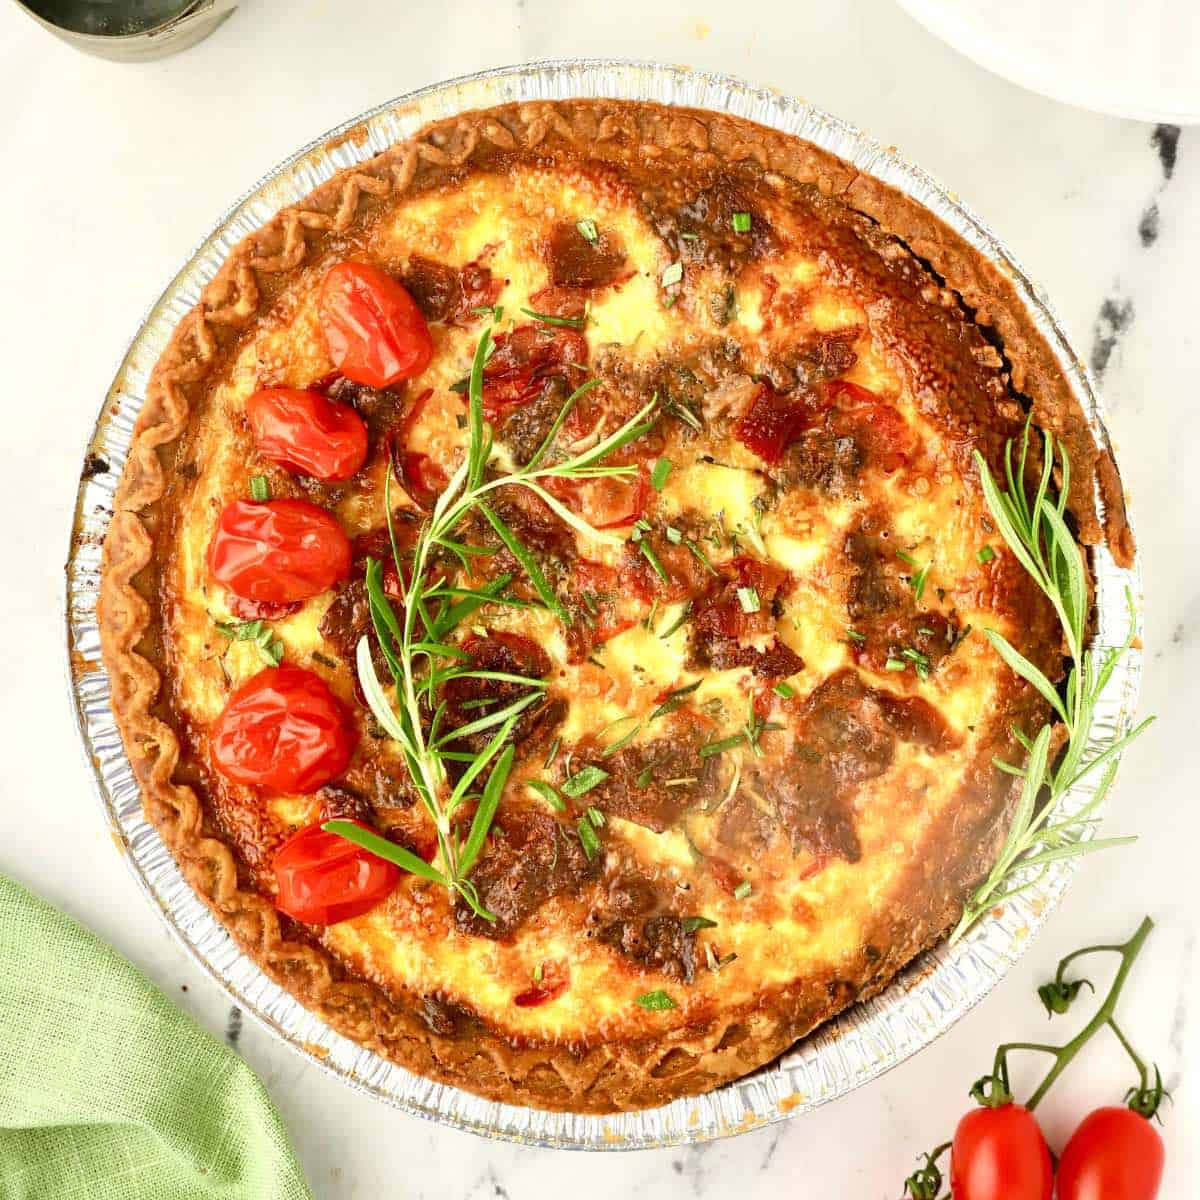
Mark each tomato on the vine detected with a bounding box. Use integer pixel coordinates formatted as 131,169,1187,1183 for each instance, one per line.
1056,1107,1164,1200
273,819,399,925
209,498,351,604
949,1103,1052,1200
210,665,356,792
318,261,433,388
245,387,368,481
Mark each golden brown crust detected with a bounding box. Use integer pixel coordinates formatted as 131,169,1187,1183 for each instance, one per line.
99,98,1119,1112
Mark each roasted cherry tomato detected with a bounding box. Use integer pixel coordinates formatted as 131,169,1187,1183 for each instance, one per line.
209,498,351,604
273,819,399,925
245,387,368,481
211,665,355,792
1056,1107,1165,1200
395,451,447,510
546,467,648,529
950,1103,1052,1200
318,262,433,388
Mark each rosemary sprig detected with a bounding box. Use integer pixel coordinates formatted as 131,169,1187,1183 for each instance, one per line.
332,324,656,921
951,420,1152,941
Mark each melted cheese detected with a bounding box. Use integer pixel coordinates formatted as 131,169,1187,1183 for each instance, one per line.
161,159,1028,1044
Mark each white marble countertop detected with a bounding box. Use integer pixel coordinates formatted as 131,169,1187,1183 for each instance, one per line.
0,1,1195,1195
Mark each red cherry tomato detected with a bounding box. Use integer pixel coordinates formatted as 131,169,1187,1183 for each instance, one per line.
950,1104,1052,1200
245,387,368,481
546,467,648,529
209,498,351,604
318,262,433,388
211,665,356,792
1056,1107,1165,1200
273,819,399,925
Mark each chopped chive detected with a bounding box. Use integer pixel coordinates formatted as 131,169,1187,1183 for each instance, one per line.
635,765,654,788
532,962,543,982
665,526,683,544
650,679,701,721
639,540,669,583
663,293,678,309
884,657,907,672
587,806,606,828
681,915,718,933
644,598,659,632
526,779,565,811
576,816,602,860
773,681,795,699
977,545,995,564
576,217,599,244
651,458,673,492
259,638,284,667
680,231,700,242
699,734,746,758
634,989,677,1011
845,627,867,643
731,212,752,233
658,602,693,640
562,765,610,798
736,586,760,614
249,475,270,501
661,262,683,287
733,879,753,900
544,736,561,769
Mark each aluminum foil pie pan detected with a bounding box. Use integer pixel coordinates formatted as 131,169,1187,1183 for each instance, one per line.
64,59,1142,1149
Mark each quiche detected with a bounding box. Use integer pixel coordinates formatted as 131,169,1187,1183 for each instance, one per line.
98,98,1132,1113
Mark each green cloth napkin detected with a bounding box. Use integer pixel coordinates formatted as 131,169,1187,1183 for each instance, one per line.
0,874,313,1200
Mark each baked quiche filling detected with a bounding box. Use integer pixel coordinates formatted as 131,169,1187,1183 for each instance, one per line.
100,99,1120,1112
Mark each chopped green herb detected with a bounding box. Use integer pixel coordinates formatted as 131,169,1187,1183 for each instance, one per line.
773,681,795,699
651,458,673,491
562,765,610,798
736,586,760,614
310,650,339,670
601,720,642,757
532,962,543,983
249,475,270,501
576,217,599,245
845,627,867,643
681,916,718,933
634,989,677,1011
520,307,586,330
731,211,752,234
733,880,753,900
699,734,746,758
658,602,693,640
901,646,932,680
685,538,719,577
884,657,907,672
639,540,669,583
650,679,701,721
661,395,703,432
680,231,700,242
977,544,995,564
635,764,654,788
663,293,678,309
262,638,284,667
661,261,683,287
544,737,561,769
526,779,565,811
665,525,683,545
896,550,931,603
576,816,602,861
587,806,606,828
449,376,470,394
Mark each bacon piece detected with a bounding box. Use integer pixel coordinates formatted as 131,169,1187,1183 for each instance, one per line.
543,221,628,289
